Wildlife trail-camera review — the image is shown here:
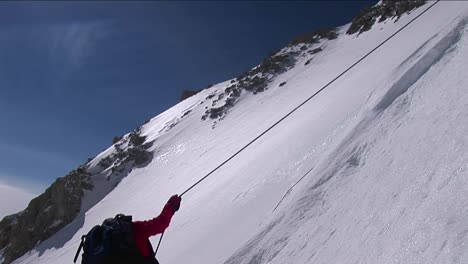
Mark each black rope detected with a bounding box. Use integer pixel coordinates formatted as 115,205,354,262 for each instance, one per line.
155,0,440,256
154,231,165,256
73,236,86,263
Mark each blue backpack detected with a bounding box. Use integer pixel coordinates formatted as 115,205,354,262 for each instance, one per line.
74,214,140,264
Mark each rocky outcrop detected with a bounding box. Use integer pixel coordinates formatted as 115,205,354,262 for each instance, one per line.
180,84,213,102
201,51,297,121
0,129,153,264
0,167,92,264
289,28,338,46
180,89,201,102
98,130,154,175
199,1,428,123
200,28,336,123
347,0,427,35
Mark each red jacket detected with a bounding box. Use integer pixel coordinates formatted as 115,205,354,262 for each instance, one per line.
132,203,175,257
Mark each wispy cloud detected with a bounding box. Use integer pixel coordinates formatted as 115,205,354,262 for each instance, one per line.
0,20,112,92
49,22,110,69
0,180,37,219
41,21,112,90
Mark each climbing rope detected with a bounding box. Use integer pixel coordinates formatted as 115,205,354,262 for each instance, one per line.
154,0,440,256
154,231,164,256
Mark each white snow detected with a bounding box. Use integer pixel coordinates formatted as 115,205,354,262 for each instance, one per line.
10,2,468,264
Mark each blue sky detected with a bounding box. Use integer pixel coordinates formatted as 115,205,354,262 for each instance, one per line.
0,1,376,195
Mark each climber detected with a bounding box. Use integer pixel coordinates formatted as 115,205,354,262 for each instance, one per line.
132,194,182,264
75,195,182,264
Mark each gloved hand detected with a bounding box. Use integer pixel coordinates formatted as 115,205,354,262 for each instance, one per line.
167,195,182,212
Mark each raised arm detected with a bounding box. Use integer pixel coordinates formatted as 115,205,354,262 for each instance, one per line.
133,195,182,238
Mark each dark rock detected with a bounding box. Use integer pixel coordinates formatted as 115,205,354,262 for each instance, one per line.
180,83,215,102
112,135,123,144
182,110,192,118
128,133,145,146
0,167,92,264
179,89,200,101
99,132,154,173
202,50,299,122
347,0,427,35
205,93,216,100
126,147,153,166
0,122,156,264
290,28,338,46
98,156,113,169
309,47,323,55
201,19,340,123
279,82,287,87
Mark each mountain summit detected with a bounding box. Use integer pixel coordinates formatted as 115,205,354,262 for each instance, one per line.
3,1,468,263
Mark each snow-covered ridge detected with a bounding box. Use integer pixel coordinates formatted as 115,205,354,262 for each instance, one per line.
225,15,468,263
347,0,427,35
4,1,468,264
189,0,427,125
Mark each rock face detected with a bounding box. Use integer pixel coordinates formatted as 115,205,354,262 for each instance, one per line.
289,28,338,46
98,130,154,175
180,84,213,102
0,168,92,264
347,0,427,35
0,129,153,264
180,89,201,102
201,29,338,122
201,51,296,121
198,1,428,123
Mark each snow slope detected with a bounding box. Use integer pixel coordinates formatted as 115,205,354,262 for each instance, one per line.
12,2,468,264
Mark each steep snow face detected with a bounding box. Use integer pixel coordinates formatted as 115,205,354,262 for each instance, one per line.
226,15,468,264
12,2,468,264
